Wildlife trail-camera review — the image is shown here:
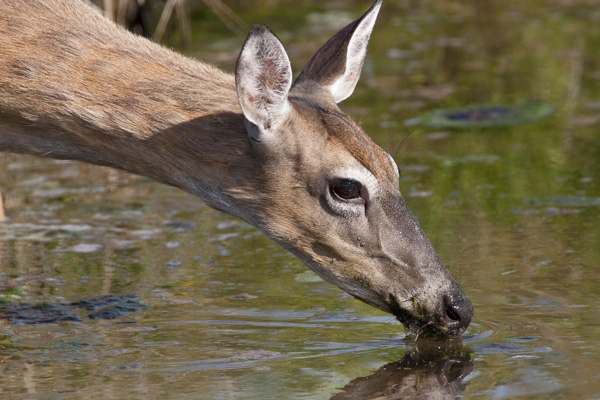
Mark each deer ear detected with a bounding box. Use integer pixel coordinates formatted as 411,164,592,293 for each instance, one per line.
293,0,381,103
235,24,292,138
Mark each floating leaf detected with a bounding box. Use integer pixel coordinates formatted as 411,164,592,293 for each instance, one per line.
408,101,555,128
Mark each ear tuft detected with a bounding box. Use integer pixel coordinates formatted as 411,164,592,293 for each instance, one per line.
235,24,292,134
293,0,382,103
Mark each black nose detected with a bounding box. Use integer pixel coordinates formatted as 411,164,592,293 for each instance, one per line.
443,293,473,334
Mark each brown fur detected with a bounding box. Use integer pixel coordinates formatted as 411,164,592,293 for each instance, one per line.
318,106,397,187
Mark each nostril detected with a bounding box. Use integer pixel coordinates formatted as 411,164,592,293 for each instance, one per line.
443,294,473,331
445,303,461,321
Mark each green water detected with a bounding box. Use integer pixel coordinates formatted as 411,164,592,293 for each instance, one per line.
1,0,600,398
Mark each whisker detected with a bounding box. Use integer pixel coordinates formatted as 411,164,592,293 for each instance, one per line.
391,129,415,160
396,149,424,175
414,321,433,341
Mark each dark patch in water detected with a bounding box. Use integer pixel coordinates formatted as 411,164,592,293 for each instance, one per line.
73,294,150,319
0,295,149,324
0,302,83,324
409,101,555,128
447,107,512,121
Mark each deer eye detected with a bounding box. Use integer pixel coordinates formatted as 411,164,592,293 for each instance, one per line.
331,179,363,202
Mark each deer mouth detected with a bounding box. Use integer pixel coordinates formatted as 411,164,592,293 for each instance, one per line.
387,292,473,339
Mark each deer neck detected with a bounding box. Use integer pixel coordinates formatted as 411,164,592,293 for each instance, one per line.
0,0,264,218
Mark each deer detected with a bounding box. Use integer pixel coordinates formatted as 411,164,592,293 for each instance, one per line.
0,0,473,338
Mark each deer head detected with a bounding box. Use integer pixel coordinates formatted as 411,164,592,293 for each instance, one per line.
234,0,472,338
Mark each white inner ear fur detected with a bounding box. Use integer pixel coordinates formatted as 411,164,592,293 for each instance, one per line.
329,1,381,103
237,32,292,130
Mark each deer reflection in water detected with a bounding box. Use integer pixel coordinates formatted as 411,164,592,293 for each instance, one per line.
331,340,473,400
